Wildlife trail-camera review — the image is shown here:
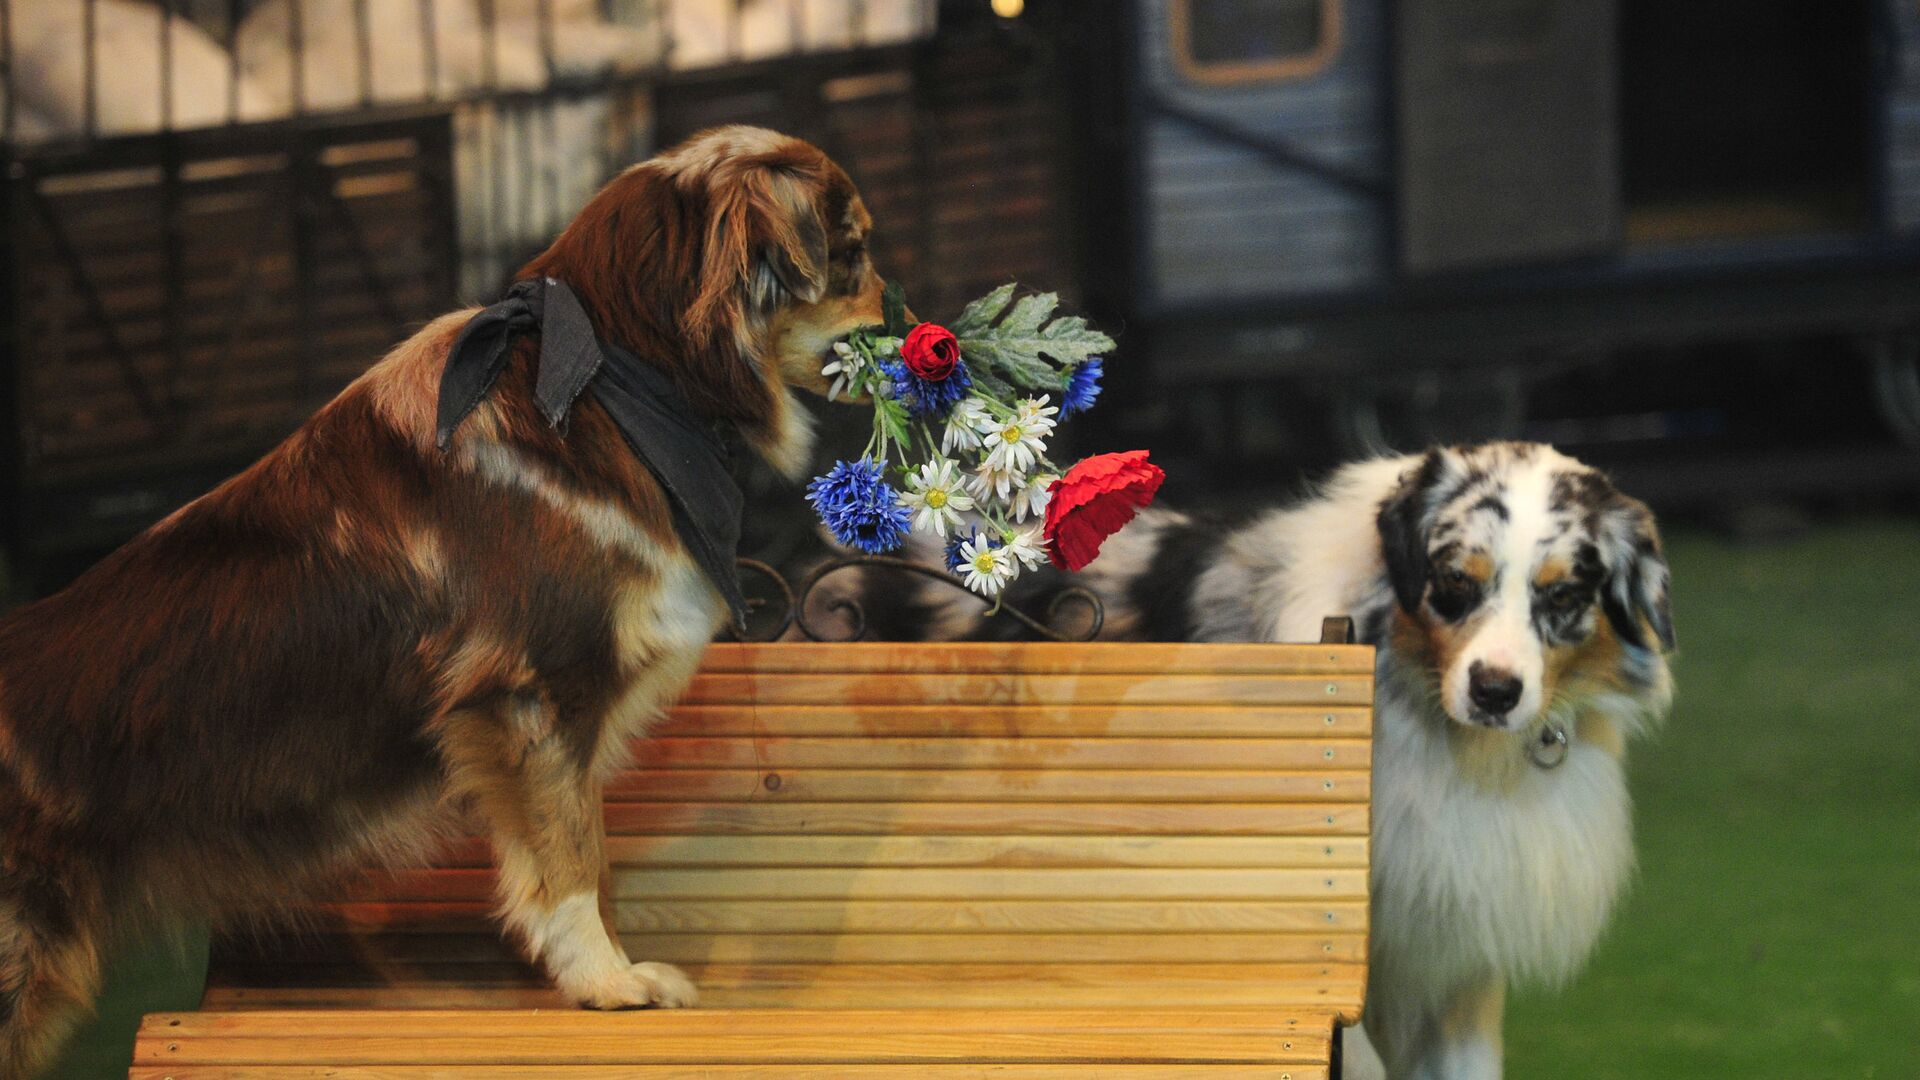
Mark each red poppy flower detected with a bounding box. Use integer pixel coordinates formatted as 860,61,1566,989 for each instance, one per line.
901,322,961,381
1043,450,1165,571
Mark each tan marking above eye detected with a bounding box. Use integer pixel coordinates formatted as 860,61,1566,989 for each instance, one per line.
1533,558,1571,588
1461,552,1494,583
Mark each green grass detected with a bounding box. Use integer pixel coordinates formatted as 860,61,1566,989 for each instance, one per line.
1506,523,1920,1079
41,929,207,1080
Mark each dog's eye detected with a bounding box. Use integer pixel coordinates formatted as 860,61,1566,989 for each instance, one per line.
1544,583,1585,611
1428,566,1479,621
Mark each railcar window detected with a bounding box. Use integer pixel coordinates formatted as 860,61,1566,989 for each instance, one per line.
1620,0,1871,244
1170,0,1340,84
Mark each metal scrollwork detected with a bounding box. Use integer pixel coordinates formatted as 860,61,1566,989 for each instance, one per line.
724,557,797,642
728,556,1104,643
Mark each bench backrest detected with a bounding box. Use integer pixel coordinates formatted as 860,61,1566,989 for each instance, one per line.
208,641,1374,1020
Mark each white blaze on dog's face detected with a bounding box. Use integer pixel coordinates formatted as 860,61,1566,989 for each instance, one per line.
1377,443,1676,730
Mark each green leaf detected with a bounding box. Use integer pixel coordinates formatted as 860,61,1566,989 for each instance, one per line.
947,283,1017,336
876,396,911,451
996,292,1058,335
882,281,909,337
952,286,1113,395
1041,315,1091,340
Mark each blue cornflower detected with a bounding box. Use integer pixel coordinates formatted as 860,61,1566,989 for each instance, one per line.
1061,357,1103,417
881,357,973,419
807,458,912,554
944,528,980,573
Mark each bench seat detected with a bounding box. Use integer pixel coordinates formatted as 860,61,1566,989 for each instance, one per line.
135,640,1373,1078
134,1007,1344,1078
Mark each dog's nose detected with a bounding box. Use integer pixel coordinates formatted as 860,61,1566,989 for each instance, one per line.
1468,662,1523,718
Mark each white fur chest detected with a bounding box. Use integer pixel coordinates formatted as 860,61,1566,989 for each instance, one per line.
1367,676,1636,1007
620,554,728,662
599,552,727,763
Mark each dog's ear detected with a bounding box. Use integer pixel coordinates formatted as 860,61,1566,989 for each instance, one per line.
1594,483,1676,652
1377,450,1448,614
687,156,830,345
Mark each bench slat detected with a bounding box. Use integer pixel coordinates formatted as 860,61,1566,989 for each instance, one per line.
139,1009,1339,1075
699,640,1373,674
138,1029,1331,1065
681,673,1373,706
598,801,1371,835
204,962,1364,1011
147,1006,1332,1036
358,867,1365,902
601,769,1371,802
136,1066,1329,1079
325,898,1368,934
658,705,1373,738
636,736,1372,769
221,931,1369,964
422,834,1372,868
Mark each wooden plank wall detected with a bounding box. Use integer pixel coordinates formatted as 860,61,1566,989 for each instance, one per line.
652,24,1076,324
208,642,1373,1021
5,116,455,491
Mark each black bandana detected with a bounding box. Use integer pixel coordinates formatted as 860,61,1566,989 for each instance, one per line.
437,277,749,633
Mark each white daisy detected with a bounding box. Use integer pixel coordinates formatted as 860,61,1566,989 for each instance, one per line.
1017,395,1061,429
1001,526,1049,570
1010,472,1057,523
976,395,1058,474
966,460,1027,505
821,341,862,401
958,536,1017,597
942,397,990,455
897,458,976,538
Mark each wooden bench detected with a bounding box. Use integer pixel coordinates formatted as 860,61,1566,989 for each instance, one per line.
133,638,1373,1078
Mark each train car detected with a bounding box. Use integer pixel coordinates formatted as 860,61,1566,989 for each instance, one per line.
1067,0,1920,462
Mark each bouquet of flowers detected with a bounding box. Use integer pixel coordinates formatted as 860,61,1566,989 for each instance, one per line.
807,282,1164,600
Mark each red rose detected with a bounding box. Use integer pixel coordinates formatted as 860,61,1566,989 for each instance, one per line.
1043,450,1165,571
901,323,961,381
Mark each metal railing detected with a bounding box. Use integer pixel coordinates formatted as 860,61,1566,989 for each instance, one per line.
730,555,1106,642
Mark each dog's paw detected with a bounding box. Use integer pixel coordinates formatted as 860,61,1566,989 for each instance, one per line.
577,961,698,1010
631,961,699,1008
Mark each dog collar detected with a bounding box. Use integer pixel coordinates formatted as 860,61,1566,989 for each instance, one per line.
436,277,750,634
1528,721,1570,769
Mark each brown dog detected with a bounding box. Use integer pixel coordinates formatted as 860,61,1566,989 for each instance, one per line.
0,126,888,1075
